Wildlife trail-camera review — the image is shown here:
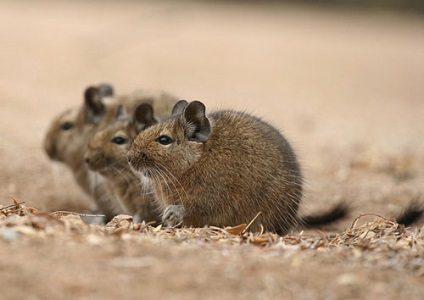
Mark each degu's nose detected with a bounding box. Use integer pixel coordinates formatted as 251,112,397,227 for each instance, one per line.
84,153,91,165
127,149,147,169
127,149,136,166
43,137,57,160
45,144,56,160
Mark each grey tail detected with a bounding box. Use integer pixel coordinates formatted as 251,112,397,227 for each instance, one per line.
300,202,349,228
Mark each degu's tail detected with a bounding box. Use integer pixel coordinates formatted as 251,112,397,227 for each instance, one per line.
298,202,349,229
395,201,424,226
297,201,424,230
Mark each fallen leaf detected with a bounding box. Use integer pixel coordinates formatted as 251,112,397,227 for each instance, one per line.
225,224,247,235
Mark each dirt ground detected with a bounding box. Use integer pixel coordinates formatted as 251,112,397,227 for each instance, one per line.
1,1,424,299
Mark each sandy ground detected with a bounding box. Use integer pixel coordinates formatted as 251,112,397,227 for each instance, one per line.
1,0,424,299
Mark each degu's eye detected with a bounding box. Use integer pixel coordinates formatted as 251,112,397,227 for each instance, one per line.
156,135,173,145
111,136,128,145
61,122,74,130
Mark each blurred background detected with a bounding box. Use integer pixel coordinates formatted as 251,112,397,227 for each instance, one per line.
0,0,423,222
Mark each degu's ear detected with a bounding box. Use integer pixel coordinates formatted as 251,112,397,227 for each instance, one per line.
172,100,189,116
115,104,129,121
84,86,105,124
133,103,158,132
182,101,210,143
98,83,114,97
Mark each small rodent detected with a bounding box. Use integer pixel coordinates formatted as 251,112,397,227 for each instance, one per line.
44,84,120,220
128,100,345,234
44,84,178,221
84,103,160,223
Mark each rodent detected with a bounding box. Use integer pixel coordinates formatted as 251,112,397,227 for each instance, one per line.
125,100,424,232
44,84,120,220
128,100,345,234
44,84,178,222
84,103,161,223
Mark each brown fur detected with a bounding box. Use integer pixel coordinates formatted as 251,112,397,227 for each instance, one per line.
128,100,303,234
44,85,178,221
84,103,161,223
43,85,121,219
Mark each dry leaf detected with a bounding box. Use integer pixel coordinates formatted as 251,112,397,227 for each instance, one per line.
250,236,269,246
225,224,247,235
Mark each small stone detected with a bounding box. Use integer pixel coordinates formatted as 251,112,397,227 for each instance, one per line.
0,228,20,241
337,273,358,285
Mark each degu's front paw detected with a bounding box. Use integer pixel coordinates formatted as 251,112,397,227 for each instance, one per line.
162,205,185,227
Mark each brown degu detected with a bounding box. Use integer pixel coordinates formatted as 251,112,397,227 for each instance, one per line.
44,84,178,221
128,100,346,234
43,84,115,192
84,103,160,223
44,84,121,220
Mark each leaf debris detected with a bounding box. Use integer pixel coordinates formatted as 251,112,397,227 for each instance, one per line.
0,199,423,275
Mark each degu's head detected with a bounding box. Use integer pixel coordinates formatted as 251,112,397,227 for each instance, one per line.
84,103,157,176
128,100,210,179
43,84,114,165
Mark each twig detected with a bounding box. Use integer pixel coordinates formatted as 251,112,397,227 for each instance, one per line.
0,201,26,212
50,211,106,218
350,213,389,229
242,211,262,234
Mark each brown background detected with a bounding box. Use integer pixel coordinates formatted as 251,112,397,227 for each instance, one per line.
1,1,424,299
